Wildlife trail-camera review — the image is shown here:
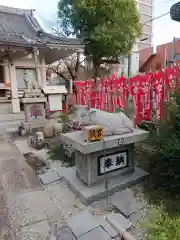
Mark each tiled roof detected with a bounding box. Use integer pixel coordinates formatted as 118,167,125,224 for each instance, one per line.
0,5,83,47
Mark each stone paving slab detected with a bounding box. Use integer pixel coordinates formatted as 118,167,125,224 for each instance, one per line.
38,171,62,185
3,170,29,197
89,213,118,238
7,189,65,231
44,181,85,221
67,209,99,238
102,222,118,238
60,165,149,205
7,191,47,230
106,212,132,230
111,188,146,217
0,191,11,239
130,208,149,225
54,226,76,240
78,226,111,240
14,139,36,154
15,220,51,240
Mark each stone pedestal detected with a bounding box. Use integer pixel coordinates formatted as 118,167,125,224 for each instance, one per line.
20,97,47,122
20,97,47,130
61,129,149,187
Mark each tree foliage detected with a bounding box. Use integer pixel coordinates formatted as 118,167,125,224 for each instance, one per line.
57,0,141,76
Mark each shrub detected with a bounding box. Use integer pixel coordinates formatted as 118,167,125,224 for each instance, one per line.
48,143,75,167
149,90,180,194
141,207,180,240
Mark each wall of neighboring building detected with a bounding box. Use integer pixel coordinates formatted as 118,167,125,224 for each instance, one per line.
138,0,153,50
122,0,153,76
139,40,180,72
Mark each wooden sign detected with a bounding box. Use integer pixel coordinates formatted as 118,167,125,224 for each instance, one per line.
83,125,104,142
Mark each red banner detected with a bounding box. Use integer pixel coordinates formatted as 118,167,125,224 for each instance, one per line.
73,66,179,124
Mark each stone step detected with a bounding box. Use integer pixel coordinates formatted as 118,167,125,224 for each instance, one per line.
0,112,24,122
0,102,12,114
0,112,25,132
0,120,22,133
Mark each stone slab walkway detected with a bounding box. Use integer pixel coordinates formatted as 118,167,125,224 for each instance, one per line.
0,134,85,239
0,135,150,239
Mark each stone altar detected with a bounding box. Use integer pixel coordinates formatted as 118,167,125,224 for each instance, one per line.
61,129,149,187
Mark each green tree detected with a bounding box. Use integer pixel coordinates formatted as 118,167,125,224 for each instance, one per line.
58,0,141,77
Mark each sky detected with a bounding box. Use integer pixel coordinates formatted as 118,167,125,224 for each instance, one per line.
0,0,180,47
153,0,180,46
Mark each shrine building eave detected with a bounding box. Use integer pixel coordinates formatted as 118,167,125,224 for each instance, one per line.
44,44,84,64
0,4,84,62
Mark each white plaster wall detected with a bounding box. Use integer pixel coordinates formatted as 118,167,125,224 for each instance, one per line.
131,44,139,76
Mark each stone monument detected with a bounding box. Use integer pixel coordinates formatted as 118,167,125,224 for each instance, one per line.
61,106,149,204
20,69,47,130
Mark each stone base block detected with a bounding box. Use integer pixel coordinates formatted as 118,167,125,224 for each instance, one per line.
56,166,149,205
22,120,48,130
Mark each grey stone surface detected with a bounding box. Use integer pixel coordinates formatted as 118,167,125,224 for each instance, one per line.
75,144,134,186
15,220,51,240
7,190,64,229
130,208,149,225
61,129,149,154
7,191,47,229
111,188,146,217
67,209,99,238
44,181,85,222
0,144,16,160
78,226,111,240
15,139,38,154
91,214,118,238
55,226,75,240
106,213,132,231
22,120,48,130
61,166,149,205
38,171,62,185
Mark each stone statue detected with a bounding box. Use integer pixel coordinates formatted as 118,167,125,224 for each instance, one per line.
23,69,43,98
24,69,39,90
72,105,134,136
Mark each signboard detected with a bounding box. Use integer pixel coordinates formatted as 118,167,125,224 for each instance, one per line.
43,86,67,95
98,151,128,175
48,95,62,111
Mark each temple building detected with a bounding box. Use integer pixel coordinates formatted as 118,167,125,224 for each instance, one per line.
0,5,84,113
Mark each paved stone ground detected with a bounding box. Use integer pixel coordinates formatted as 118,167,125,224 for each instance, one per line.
0,135,150,239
